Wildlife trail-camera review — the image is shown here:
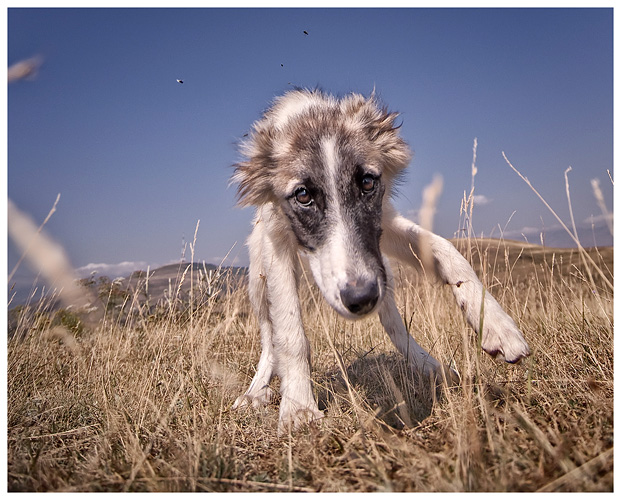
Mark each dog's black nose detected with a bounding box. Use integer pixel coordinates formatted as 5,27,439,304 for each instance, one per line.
340,279,379,315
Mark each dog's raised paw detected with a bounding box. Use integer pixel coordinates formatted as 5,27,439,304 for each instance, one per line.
480,315,530,364
484,340,531,364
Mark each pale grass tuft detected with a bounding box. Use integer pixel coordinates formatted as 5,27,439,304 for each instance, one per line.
417,174,443,275
590,177,613,236
8,196,102,329
8,55,43,83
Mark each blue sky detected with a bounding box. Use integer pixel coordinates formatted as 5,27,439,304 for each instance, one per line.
7,7,613,295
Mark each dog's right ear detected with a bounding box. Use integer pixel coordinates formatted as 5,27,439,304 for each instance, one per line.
232,127,277,207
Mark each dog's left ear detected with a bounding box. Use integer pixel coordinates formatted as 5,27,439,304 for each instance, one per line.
361,97,412,178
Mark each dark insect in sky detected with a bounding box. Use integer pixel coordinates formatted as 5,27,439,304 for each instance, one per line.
303,30,308,35
176,79,184,84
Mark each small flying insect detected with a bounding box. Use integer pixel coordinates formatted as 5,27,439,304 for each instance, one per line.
177,79,184,84
303,30,308,35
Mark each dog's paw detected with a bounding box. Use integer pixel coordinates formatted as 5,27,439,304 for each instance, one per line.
232,385,274,410
479,310,530,363
415,360,461,388
277,401,324,435
450,281,530,364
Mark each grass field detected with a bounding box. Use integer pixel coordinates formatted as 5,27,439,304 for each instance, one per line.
7,233,613,492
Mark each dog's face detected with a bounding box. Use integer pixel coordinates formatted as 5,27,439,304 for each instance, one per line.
234,90,411,319
281,132,388,319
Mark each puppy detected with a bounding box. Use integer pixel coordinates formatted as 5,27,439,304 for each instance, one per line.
231,89,530,432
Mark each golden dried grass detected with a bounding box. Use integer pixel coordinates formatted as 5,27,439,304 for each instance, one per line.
7,157,613,492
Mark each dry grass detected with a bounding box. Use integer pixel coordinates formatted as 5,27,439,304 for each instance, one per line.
7,234,613,492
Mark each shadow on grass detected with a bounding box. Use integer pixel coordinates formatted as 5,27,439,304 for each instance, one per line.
316,353,441,430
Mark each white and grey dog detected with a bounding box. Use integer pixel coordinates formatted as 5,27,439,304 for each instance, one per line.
232,89,530,432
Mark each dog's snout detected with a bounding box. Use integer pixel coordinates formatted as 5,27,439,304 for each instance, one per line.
340,278,379,315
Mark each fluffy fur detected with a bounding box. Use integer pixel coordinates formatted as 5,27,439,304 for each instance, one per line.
232,89,530,433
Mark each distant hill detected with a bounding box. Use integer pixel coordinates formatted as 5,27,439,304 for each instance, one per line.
121,261,247,305
8,261,247,311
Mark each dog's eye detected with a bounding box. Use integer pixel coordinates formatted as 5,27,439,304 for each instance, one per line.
361,174,376,194
294,187,313,206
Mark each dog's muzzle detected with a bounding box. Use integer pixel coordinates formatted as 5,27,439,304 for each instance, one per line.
340,278,380,316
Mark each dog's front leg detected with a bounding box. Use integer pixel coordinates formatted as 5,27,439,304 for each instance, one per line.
381,204,530,363
265,230,323,434
378,278,441,375
377,259,444,378
233,214,276,410
235,207,323,433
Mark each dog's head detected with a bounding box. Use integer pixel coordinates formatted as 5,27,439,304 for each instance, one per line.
233,89,411,319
